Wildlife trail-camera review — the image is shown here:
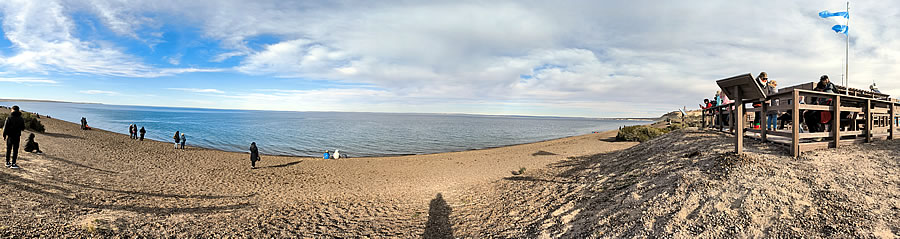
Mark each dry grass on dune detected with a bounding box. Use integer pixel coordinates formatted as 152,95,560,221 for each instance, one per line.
453,129,900,238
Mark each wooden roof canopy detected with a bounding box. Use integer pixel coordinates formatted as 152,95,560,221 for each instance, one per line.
716,73,767,100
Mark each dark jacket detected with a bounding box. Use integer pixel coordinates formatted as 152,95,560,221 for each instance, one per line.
3,111,26,138
139,127,146,134
815,81,835,93
250,144,260,161
24,135,37,152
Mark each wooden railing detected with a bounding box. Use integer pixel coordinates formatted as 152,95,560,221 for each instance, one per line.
700,89,898,157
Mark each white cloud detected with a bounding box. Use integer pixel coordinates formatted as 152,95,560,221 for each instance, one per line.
168,88,225,94
176,0,900,114
0,77,59,84
3,0,900,117
0,0,221,78
79,90,119,95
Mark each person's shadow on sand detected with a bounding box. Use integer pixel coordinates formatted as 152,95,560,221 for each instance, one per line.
260,160,302,169
422,193,453,239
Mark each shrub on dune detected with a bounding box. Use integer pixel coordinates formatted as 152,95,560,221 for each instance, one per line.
616,125,669,142
0,111,46,133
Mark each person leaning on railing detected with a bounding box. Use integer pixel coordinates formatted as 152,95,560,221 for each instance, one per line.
752,72,770,128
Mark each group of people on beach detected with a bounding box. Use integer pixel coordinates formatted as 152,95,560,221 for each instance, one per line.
3,104,343,170
173,131,186,150
3,106,44,169
80,117,91,130
128,124,146,141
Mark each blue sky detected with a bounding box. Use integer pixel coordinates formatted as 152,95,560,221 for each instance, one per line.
1,0,899,117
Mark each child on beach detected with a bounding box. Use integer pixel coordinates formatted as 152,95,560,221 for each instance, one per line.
323,150,330,159
24,133,42,154
180,133,186,150
139,127,146,141
250,142,260,169
173,131,180,149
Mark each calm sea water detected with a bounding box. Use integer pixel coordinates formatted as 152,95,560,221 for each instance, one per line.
1,101,651,157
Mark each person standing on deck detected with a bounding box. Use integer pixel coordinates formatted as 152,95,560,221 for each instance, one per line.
180,133,186,150
815,75,836,94
766,80,779,131
139,127,146,141
3,106,26,169
173,131,180,149
250,142,261,169
753,72,769,128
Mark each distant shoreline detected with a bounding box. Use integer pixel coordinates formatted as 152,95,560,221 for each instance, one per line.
0,98,102,105
0,99,657,157
599,117,660,121
38,114,651,158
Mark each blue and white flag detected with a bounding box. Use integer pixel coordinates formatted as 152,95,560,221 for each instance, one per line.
819,10,849,35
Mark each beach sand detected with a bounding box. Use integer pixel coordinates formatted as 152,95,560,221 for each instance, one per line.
0,116,638,237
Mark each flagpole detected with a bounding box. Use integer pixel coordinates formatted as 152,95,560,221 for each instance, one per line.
845,1,850,93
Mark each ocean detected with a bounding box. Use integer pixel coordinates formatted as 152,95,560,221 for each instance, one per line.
0,101,651,157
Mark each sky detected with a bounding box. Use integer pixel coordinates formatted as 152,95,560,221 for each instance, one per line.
0,0,897,118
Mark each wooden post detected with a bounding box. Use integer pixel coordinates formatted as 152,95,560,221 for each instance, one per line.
734,86,744,154
701,109,706,128
890,103,895,140
761,99,768,142
719,106,724,132
866,99,872,143
792,90,800,157
729,103,735,134
833,95,841,148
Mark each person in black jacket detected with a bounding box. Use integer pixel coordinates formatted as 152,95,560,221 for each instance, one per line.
81,117,88,130
139,127,146,141
250,142,260,169
173,131,180,149
3,106,26,168
24,133,42,154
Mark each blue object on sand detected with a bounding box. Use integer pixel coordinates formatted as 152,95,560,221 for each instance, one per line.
324,152,330,159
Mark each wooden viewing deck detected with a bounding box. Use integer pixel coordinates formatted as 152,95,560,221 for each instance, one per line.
701,79,899,157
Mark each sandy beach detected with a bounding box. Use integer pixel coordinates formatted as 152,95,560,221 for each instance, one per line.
0,115,638,237
4,113,899,238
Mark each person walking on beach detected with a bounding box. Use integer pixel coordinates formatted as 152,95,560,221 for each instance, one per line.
129,124,136,139
132,124,138,139
139,127,146,141
173,131,180,149
180,133,186,150
3,106,26,169
250,142,260,169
